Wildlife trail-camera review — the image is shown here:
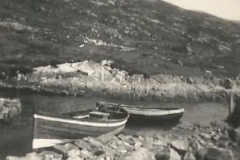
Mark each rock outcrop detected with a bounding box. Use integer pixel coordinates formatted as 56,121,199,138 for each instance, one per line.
6,122,239,160
0,98,21,121
1,60,239,102
197,147,234,160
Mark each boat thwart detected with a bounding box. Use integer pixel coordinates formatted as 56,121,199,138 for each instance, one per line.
32,106,129,149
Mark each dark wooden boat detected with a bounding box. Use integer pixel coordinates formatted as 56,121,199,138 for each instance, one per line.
32,105,129,149
97,101,184,123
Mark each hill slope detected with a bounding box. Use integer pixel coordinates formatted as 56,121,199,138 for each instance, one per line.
0,0,240,78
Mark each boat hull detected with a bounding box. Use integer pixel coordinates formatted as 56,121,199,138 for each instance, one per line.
97,101,184,124
33,109,129,149
126,111,184,124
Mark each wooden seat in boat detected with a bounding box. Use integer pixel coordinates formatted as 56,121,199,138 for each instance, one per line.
72,115,89,119
89,111,110,120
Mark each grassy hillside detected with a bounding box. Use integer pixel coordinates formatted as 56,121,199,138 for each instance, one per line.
0,0,240,78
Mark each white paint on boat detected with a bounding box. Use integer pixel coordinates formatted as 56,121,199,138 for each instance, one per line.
34,114,128,127
32,125,126,149
123,107,184,116
72,115,89,119
32,139,71,149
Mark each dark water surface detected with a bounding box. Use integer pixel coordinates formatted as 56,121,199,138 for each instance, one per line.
0,89,229,158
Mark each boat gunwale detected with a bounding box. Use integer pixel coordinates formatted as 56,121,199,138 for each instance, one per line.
34,107,129,124
97,101,185,111
123,107,184,116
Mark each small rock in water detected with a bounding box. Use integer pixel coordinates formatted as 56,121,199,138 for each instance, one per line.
0,98,21,120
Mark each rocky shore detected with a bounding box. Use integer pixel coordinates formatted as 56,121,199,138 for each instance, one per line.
0,60,239,102
1,0,240,159
0,98,21,121
2,60,240,160
6,121,240,160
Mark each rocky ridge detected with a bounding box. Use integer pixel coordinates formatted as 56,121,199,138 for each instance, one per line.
1,60,239,102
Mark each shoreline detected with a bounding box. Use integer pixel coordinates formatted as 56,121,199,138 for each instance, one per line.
6,121,239,160
1,60,240,159
0,60,239,102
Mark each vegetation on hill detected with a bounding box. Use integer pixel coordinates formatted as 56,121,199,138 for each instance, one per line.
0,0,240,78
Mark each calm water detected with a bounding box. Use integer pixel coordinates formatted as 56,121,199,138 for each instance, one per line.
0,89,229,158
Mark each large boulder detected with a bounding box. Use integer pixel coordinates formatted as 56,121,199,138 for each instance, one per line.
67,156,83,160
71,61,113,80
6,152,43,160
169,148,181,160
0,98,21,121
196,147,234,160
236,127,240,144
53,143,78,156
39,151,63,160
183,151,196,160
155,147,170,160
170,139,188,156
127,147,156,160
219,78,233,89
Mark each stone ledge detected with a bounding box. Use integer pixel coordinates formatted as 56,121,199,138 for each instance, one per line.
1,60,240,102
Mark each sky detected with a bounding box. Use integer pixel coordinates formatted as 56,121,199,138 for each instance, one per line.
162,0,240,21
